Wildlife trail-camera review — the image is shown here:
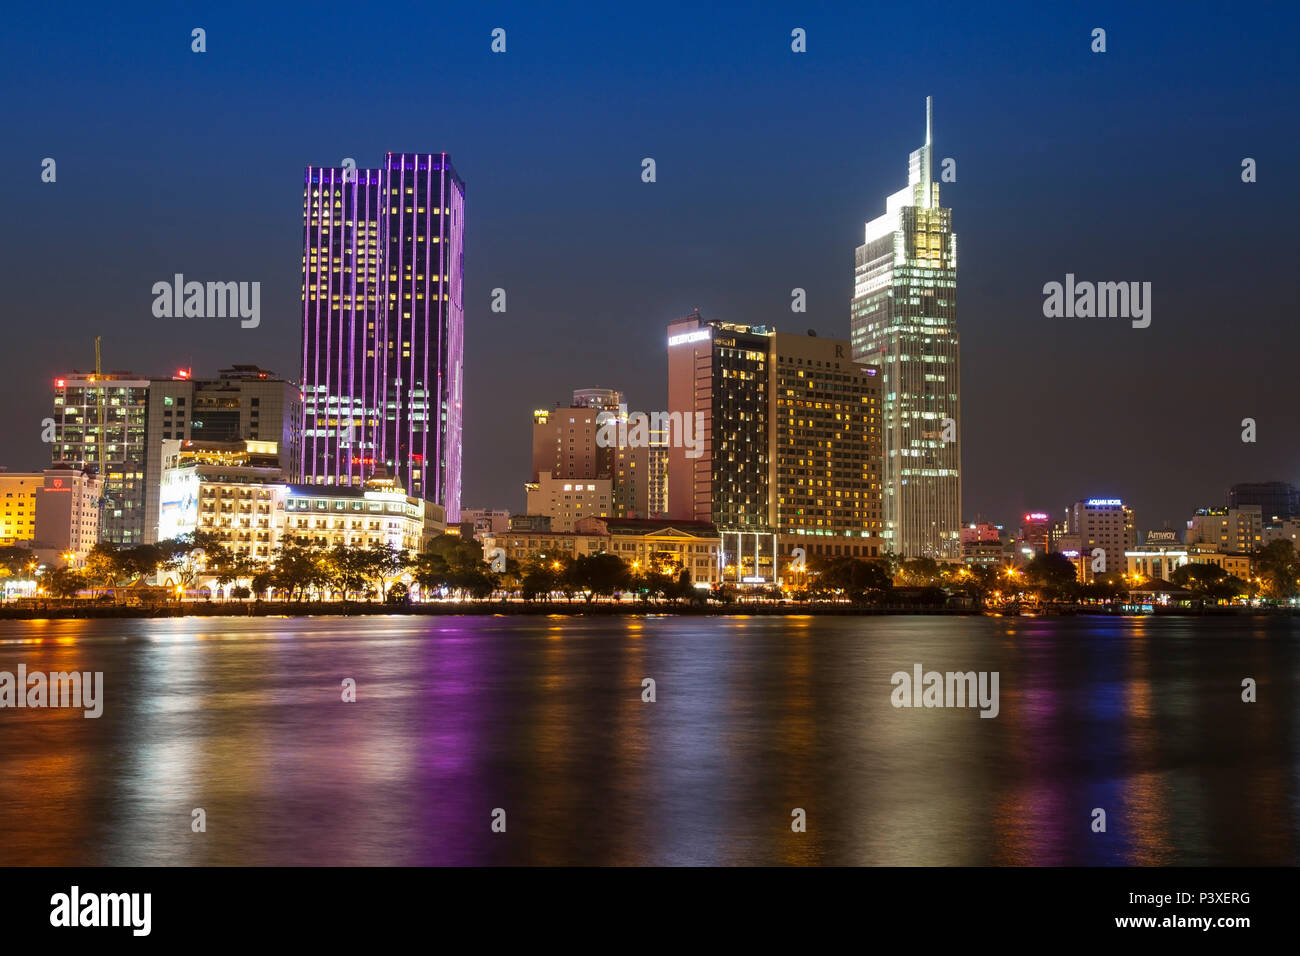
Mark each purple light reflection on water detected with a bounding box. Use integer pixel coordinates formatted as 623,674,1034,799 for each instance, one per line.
0,614,1297,865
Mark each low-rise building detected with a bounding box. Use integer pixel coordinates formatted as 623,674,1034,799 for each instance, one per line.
1261,519,1300,549
482,529,611,568
484,518,723,588
33,464,103,566
961,522,1008,569
1186,547,1252,581
461,508,511,539
0,470,42,545
1125,529,1189,582
524,471,612,531
509,514,552,533
280,475,438,553
0,465,103,567
576,517,722,587
1016,512,1052,562
157,440,444,562
776,532,882,578
1186,506,1262,554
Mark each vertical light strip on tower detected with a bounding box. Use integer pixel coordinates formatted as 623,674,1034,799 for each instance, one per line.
301,153,463,519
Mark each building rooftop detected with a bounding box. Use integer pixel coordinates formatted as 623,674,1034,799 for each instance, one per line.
580,517,720,537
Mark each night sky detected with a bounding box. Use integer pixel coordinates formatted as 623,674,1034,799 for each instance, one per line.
4,1,1297,533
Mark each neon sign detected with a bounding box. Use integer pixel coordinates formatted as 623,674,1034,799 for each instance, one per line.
668,330,710,347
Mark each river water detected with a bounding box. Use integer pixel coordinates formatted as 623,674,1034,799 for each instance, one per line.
0,613,1296,865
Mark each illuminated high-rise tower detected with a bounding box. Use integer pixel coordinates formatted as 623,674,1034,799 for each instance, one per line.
301,153,465,521
850,97,960,559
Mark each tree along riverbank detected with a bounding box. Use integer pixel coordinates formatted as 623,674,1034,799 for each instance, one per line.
1,600,977,619
0,600,1287,620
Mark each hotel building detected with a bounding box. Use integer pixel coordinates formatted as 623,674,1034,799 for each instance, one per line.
158,439,285,561
771,330,883,570
611,436,669,520
666,313,884,583
301,153,465,521
143,366,300,543
157,439,444,563
1067,498,1137,582
667,313,776,582
281,477,441,553
850,97,961,559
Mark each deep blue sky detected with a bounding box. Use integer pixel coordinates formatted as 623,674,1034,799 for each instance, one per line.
3,1,1297,532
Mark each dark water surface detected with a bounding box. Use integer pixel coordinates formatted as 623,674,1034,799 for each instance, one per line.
1,613,1297,865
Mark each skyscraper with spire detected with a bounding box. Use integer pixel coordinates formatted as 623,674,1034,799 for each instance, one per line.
850,97,960,559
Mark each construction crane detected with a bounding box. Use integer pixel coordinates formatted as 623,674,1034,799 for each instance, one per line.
93,336,112,513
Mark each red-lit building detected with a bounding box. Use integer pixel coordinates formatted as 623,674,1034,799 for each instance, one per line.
1017,511,1051,561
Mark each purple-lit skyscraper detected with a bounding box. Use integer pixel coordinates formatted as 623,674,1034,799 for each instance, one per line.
301,153,465,521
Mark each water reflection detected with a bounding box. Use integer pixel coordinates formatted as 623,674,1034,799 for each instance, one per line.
0,614,1297,865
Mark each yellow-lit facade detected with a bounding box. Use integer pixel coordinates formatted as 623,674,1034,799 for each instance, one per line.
772,331,884,567
0,473,41,545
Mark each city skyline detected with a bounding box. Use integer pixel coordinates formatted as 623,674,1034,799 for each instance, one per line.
4,0,1300,891
4,4,1297,536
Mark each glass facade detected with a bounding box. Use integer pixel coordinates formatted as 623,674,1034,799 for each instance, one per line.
52,375,150,546
709,327,772,533
850,97,961,559
301,153,465,521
